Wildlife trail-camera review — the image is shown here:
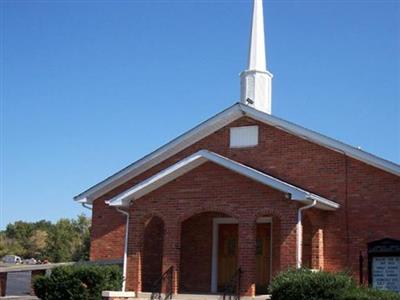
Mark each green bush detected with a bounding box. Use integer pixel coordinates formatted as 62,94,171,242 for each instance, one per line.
33,264,123,300
270,268,356,300
340,288,400,300
270,269,400,300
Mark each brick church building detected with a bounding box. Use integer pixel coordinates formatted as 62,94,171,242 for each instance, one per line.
74,0,400,297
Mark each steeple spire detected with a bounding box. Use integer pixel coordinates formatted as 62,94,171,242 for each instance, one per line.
240,0,273,114
248,0,266,71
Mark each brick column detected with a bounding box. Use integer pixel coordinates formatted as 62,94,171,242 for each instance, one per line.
280,212,297,270
0,272,7,297
238,220,256,297
162,220,180,295
312,229,324,270
31,269,46,296
126,215,144,292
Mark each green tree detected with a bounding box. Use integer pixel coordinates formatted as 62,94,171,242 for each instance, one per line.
45,219,78,262
71,214,91,261
27,230,48,259
0,232,25,257
1,215,90,263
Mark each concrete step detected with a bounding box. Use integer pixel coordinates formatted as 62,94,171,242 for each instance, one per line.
136,293,270,300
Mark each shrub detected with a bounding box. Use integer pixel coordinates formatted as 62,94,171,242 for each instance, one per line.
270,268,356,300
33,264,123,300
340,288,400,300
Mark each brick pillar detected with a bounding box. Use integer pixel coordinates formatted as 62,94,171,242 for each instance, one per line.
238,220,256,297
270,215,281,278
31,269,46,296
280,212,297,270
0,272,7,297
162,220,180,295
126,214,143,292
312,229,324,270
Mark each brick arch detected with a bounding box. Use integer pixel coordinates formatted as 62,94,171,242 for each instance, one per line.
253,208,284,222
178,205,240,225
135,209,167,227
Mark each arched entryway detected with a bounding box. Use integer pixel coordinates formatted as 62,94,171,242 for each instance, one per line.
142,216,165,292
179,211,236,294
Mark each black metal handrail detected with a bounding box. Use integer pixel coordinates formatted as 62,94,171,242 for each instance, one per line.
223,267,242,300
150,266,174,300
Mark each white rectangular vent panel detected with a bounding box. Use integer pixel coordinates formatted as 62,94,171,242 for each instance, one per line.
230,126,259,148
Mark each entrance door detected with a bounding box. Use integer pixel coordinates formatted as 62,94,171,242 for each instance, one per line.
256,223,271,294
217,224,238,291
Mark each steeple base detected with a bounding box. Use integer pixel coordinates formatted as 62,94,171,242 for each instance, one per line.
240,69,273,115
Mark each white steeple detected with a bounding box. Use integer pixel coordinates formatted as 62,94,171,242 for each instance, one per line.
240,0,273,114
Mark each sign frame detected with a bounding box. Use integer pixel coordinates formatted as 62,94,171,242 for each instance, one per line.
368,238,400,292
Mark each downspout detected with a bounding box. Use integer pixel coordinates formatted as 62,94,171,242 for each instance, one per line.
296,199,317,269
116,207,130,292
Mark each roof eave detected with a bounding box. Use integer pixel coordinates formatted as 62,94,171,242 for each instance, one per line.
239,104,400,176
74,103,244,203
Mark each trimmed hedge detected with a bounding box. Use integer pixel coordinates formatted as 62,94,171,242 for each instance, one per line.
340,288,400,300
33,264,122,300
270,269,400,300
270,269,355,300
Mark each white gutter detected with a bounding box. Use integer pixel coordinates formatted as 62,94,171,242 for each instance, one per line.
81,203,92,211
296,199,317,269
115,207,130,292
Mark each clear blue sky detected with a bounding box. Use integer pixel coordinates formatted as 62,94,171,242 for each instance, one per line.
1,0,399,229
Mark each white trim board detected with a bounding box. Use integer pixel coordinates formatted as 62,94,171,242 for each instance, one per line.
74,103,400,204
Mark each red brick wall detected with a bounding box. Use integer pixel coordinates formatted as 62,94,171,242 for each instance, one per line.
346,159,400,283
90,199,126,261
89,116,400,290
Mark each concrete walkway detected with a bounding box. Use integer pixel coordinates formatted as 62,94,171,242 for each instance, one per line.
0,297,38,300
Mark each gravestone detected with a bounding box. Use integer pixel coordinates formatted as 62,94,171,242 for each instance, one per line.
368,238,400,293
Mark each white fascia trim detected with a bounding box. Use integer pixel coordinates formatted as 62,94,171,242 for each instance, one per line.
239,103,400,176
107,150,339,211
74,104,243,203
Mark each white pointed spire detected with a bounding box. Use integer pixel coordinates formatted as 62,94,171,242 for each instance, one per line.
240,0,273,114
248,0,266,71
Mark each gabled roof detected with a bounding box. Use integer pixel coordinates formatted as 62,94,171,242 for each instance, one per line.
107,150,339,211
74,103,400,204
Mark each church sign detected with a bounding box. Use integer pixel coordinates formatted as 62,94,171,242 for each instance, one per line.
368,238,400,293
